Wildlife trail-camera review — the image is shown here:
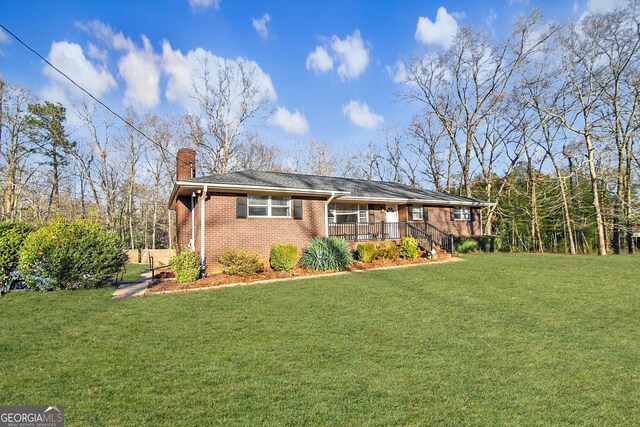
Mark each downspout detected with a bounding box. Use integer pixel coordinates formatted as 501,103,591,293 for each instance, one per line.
325,192,336,237
190,192,196,250
200,185,208,269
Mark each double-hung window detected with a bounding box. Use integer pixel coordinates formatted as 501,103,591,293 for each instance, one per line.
328,204,368,224
453,207,471,220
410,204,423,221
248,195,291,217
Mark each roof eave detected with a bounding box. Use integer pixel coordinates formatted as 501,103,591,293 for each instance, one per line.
334,195,495,207
169,180,350,208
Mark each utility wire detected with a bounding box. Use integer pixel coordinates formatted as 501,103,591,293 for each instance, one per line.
0,23,192,167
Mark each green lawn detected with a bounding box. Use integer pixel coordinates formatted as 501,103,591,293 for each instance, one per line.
119,263,150,282
1,254,639,425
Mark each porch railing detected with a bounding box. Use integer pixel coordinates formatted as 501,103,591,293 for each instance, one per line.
406,222,454,255
328,221,455,254
328,222,400,242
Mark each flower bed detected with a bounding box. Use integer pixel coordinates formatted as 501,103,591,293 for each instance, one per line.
147,255,441,294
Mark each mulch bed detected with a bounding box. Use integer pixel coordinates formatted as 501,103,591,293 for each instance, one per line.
147,255,443,293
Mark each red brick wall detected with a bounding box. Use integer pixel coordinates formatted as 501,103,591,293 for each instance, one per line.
420,206,482,236
194,192,327,268
175,195,193,248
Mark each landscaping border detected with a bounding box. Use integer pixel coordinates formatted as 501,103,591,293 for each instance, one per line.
144,257,464,296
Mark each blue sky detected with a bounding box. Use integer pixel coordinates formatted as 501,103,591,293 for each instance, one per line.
0,0,609,150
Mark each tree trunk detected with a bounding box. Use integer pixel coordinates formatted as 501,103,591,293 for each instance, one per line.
585,134,607,255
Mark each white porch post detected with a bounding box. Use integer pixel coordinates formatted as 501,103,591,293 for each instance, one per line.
325,192,336,237
200,185,207,264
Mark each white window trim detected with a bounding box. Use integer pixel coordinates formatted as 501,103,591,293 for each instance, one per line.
247,195,292,218
453,207,471,221
410,205,423,221
328,203,369,224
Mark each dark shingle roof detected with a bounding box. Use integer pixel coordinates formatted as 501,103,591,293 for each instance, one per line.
179,170,489,205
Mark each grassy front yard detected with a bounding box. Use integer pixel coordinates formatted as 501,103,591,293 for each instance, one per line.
1,254,638,425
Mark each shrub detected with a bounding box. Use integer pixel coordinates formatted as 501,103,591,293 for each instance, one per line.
400,237,420,259
357,243,379,263
18,219,127,290
219,249,264,277
171,251,201,283
0,222,33,288
378,240,401,260
270,243,298,271
300,236,353,271
455,237,479,253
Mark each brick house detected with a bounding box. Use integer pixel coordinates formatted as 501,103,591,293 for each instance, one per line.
169,148,494,269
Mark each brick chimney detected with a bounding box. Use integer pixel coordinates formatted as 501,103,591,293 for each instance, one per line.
176,148,196,181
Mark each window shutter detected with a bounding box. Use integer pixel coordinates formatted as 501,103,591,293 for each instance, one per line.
293,198,303,220
450,207,455,221
408,205,414,221
469,208,474,222
236,195,247,218
422,206,428,222
368,208,375,223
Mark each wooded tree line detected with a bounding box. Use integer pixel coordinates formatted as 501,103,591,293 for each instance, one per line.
1,5,638,254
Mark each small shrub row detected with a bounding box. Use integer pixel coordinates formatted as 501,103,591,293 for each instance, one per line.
356,237,420,262
454,236,503,253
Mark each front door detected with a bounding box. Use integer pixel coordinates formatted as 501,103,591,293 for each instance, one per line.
385,204,399,238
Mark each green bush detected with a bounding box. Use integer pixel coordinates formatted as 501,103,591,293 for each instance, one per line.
18,219,127,290
455,238,479,253
270,243,298,271
300,236,353,271
171,251,201,283
378,240,401,260
0,222,33,287
453,236,503,253
357,243,379,263
400,237,420,259
219,249,265,277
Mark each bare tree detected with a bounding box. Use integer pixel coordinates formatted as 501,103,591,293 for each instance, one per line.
184,58,274,175
402,10,554,197
0,83,36,221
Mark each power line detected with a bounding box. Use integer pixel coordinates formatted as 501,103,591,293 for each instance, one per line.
0,23,192,168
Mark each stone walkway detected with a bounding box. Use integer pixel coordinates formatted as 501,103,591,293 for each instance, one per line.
111,269,153,299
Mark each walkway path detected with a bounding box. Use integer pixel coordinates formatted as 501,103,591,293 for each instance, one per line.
111,269,153,299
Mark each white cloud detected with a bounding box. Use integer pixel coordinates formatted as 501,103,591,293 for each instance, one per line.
306,30,370,80
87,42,107,62
415,7,459,49
573,0,580,12
189,0,220,11
342,100,384,129
252,13,271,39
42,41,117,101
305,46,333,73
0,27,10,44
161,41,276,110
331,30,370,80
118,36,160,109
270,106,309,134
77,20,160,109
